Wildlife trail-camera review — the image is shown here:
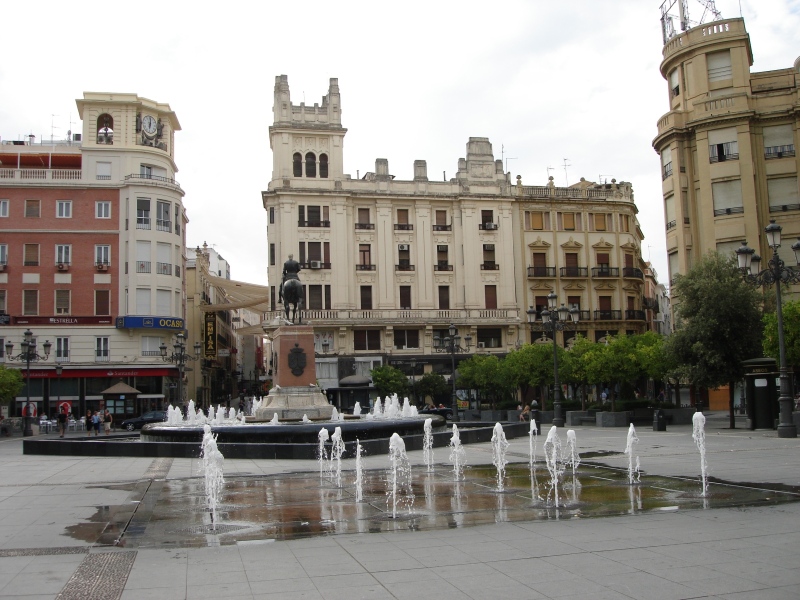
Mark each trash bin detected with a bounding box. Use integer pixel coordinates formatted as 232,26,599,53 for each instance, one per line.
653,409,666,431
742,358,779,430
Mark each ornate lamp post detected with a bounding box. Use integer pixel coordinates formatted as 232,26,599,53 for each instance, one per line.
5,329,52,436
433,324,472,422
526,291,580,427
160,332,201,406
736,221,800,438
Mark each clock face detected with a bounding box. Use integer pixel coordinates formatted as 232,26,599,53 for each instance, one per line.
142,115,157,135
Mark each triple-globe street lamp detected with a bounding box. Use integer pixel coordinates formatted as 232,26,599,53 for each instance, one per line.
736,220,800,438
160,332,202,407
526,292,580,428
433,324,472,422
5,329,52,436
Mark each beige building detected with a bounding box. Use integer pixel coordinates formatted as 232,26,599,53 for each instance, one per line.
262,75,651,407
654,18,799,298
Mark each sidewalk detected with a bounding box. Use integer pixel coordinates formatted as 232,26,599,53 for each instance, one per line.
0,413,797,599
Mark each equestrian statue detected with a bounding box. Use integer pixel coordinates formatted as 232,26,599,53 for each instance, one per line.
278,254,304,324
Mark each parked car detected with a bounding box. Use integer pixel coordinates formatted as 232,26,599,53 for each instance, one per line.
121,411,167,431
418,406,454,420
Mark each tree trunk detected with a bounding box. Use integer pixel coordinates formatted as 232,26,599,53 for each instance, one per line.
728,378,736,429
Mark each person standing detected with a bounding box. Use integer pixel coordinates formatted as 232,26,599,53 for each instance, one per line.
57,407,68,438
103,410,113,435
86,410,93,437
92,411,101,436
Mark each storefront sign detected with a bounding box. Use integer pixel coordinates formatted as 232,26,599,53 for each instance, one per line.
11,367,176,379
13,316,114,325
115,316,185,330
204,312,217,358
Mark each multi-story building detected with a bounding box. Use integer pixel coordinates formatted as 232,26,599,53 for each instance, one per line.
262,76,650,408
654,17,799,300
0,93,187,420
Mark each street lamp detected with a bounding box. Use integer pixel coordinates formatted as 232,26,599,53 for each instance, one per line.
736,222,800,438
160,332,201,407
5,329,52,436
433,324,472,422
526,291,580,427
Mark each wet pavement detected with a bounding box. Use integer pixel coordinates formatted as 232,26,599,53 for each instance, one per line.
0,412,798,599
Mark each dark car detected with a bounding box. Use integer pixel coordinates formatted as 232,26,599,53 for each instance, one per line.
419,407,454,420
121,411,167,431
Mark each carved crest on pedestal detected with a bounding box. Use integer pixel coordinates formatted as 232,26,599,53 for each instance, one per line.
288,343,307,376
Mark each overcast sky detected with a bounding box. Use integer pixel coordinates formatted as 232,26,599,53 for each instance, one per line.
2,0,798,288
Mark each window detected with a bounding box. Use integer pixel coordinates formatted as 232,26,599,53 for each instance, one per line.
136,241,151,273
96,337,110,361
96,161,111,180
55,290,70,314
394,329,419,349
438,286,450,310
269,243,276,266
56,200,72,218
768,177,799,212
436,245,449,269
55,337,69,362
360,286,372,310
525,211,544,230
24,244,39,266
305,152,316,178
398,244,411,268
140,165,152,178
716,240,741,259
621,214,631,232
665,194,676,229
156,289,171,315
95,290,110,316
96,201,111,218
434,210,449,230
299,205,329,226
319,153,329,178
481,210,493,224
482,244,496,268
562,212,575,230
142,336,162,356
669,68,680,97
712,180,744,216
485,285,497,309
359,244,371,266
136,288,151,314
397,209,409,224
764,125,795,159
156,201,171,231
308,285,324,310
593,213,607,231
174,205,181,235
357,208,370,224
709,127,738,163
293,153,302,177
269,206,275,224
661,147,673,179
0,290,5,313
668,252,679,285
56,245,71,265
23,290,38,315
567,296,581,311
96,245,110,266
399,286,411,310
707,50,732,82
0,199,8,217
477,328,501,349
25,199,40,218
0,244,7,265
354,330,381,351
137,198,151,229
596,253,610,267
156,243,171,275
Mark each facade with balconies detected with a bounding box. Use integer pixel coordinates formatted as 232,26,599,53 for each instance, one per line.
0,93,188,421
262,76,650,400
653,18,800,307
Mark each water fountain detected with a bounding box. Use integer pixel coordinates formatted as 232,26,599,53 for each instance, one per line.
491,422,509,492
624,424,641,484
423,418,434,472
565,429,581,476
692,411,708,496
200,424,224,531
543,426,565,506
330,407,339,422
528,418,538,471
330,426,345,487
387,433,413,518
352,402,362,417
269,413,280,425
354,439,364,502
317,428,330,477
449,424,466,481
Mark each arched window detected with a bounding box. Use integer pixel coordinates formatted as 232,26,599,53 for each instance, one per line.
293,153,302,177
96,114,114,144
305,152,316,178
319,153,329,178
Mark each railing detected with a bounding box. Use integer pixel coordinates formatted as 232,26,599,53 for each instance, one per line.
395,264,415,271
713,206,744,217
662,162,673,180
356,264,376,271
432,224,452,231
560,267,588,277
769,203,800,213
23,260,39,266
156,219,172,232
709,143,739,163
55,355,69,363
0,168,82,181
302,262,331,269
518,184,629,200
666,220,677,230
527,266,555,277
355,223,374,230
765,145,795,159
684,217,690,224
95,354,110,362
156,262,172,275
643,297,659,310
623,267,644,279
394,224,413,231
96,175,111,181
480,262,499,270
136,218,151,230
594,310,622,321
124,173,182,190
434,263,453,271
137,261,151,274
142,350,162,356
298,220,330,227
592,266,619,277
625,310,646,321
264,307,520,325
478,223,499,231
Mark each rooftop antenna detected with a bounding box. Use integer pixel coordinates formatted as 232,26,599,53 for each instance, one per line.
50,114,60,144
546,166,555,180
501,144,517,172
562,158,571,187
660,0,722,44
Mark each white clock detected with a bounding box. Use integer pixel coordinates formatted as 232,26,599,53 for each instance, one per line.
142,115,157,135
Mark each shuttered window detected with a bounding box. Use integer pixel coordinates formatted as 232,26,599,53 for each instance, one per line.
360,286,372,310
764,125,793,148
24,244,39,266
526,211,544,230
95,290,110,316
562,212,575,230
23,290,38,315
768,177,799,211
55,290,70,314
712,180,744,215
665,194,676,228
438,286,450,310
25,199,40,217
485,285,497,310
707,50,732,81
594,213,607,231
399,286,411,310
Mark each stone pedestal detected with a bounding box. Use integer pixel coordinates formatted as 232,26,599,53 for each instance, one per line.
255,325,333,421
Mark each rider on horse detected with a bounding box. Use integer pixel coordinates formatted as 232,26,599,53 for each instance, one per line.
279,254,302,304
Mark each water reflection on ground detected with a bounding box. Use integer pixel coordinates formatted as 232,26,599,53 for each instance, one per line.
124,463,799,548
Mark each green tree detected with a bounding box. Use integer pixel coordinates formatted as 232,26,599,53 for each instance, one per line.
561,335,595,409
370,365,409,399
0,366,23,406
666,252,763,428
414,372,449,406
762,299,800,374
457,354,514,408
503,343,554,406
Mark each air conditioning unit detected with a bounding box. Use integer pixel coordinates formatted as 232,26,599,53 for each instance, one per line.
484,223,498,230
477,341,486,349
57,263,68,271
309,260,322,269
398,244,410,251
483,244,495,251
437,245,448,252
73,133,82,141
96,263,108,272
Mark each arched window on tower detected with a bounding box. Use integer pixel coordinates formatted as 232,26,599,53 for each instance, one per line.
293,153,302,177
319,153,329,178
305,152,316,178
97,114,114,144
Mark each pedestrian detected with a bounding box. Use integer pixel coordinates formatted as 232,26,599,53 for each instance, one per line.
519,405,531,422
601,390,608,404
86,410,93,437
92,411,101,436
57,407,68,438
103,409,113,435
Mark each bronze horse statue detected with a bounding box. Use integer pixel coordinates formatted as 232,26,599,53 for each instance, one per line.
280,278,303,324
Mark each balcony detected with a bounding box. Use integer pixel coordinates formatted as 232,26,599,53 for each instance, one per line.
432,224,452,231
662,162,673,180
713,206,744,217
156,262,172,275
434,262,453,271
136,217,151,230
303,261,330,270
298,220,330,227
136,261,151,274
395,263,415,271
594,310,622,321
623,267,644,279
356,264,376,271
124,173,183,193
765,145,795,159
769,203,800,213
709,143,739,163
263,307,521,329
625,310,646,321
156,219,172,232
592,266,619,277
527,266,555,277
0,168,82,183
479,223,499,231
394,224,414,231
95,353,110,362
355,223,375,230
480,262,499,270
666,220,676,230
643,297,659,311
560,266,588,277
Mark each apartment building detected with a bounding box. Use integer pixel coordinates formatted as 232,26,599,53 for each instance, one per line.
0,93,187,420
